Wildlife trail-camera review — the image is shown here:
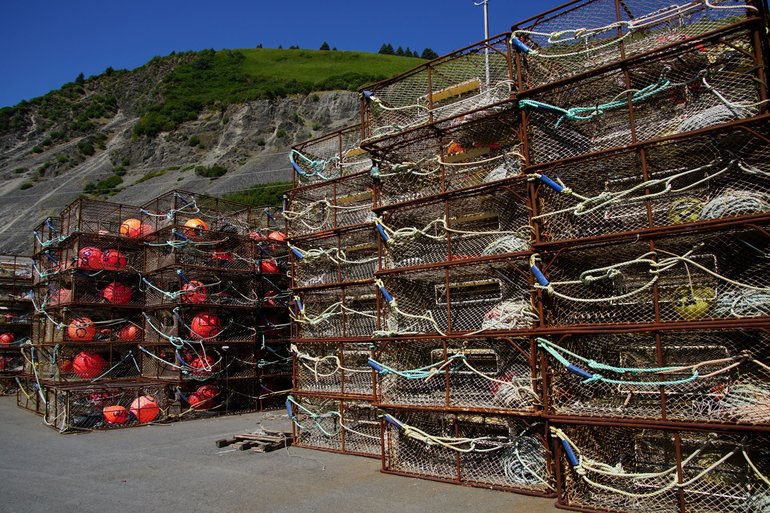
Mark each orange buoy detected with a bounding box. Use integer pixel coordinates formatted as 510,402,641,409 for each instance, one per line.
101,282,132,305
181,280,208,304
267,231,286,242
120,218,143,238
78,247,103,270
67,317,96,341
189,312,222,339
260,258,280,274
72,351,108,379
102,249,128,270
130,395,160,423
102,405,129,424
197,384,219,399
0,332,14,347
183,218,209,238
117,324,141,341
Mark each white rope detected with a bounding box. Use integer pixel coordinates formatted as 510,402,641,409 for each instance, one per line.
291,344,372,382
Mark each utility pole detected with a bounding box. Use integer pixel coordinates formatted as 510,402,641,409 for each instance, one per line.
474,0,490,87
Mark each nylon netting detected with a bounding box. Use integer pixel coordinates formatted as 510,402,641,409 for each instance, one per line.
290,227,377,288
292,283,377,340
293,341,374,397
291,125,371,185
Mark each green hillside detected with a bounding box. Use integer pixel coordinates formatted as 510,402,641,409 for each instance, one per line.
134,47,423,136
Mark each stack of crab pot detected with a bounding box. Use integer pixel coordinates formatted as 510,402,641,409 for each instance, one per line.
510,0,770,512
0,254,33,398
25,199,165,432
285,125,383,458
138,190,291,421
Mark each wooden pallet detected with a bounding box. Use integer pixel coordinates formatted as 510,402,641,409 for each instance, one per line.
215,429,293,452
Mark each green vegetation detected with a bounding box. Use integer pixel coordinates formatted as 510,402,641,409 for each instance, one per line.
188,135,200,146
20,181,34,190
133,48,422,137
14,167,27,174
194,164,227,179
135,169,166,184
84,175,123,195
223,181,291,207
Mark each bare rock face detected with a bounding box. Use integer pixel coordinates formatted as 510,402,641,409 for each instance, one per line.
0,90,359,253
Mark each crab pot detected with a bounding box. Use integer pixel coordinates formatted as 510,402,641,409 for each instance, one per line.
291,227,378,288
246,205,286,235
0,377,19,396
59,198,144,239
32,309,144,345
379,257,534,337
376,180,532,270
33,217,63,256
383,410,553,495
290,395,381,458
374,337,538,413
142,268,258,308
361,34,514,141
293,341,374,397
554,423,770,513
25,343,141,384
143,226,255,273
16,377,45,415
0,351,24,382
367,105,523,208
522,28,766,166
512,0,762,90
43,381,168,433
291,124,371,187
542,328,770,424
139,343,260,382
285,171,374,238
142,308,257,345
139,190,251,236
36,271,143,309
533,119,770,244
292,283,377,340
538,224,770,327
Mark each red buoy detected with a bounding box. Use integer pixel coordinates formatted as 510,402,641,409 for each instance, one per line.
130,395,160,424
101,282,132,305
72,351,108,379
181,280,208,304
189,355,217,378
78,247,103,270
102,405,129,424
0,332,14,347
102,249,128,270
189,312,222,339
117,324,141,341
67,317,96,341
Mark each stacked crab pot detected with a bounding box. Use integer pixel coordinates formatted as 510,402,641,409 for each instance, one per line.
0,255,33,399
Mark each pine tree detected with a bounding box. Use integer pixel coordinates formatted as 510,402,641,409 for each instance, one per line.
319,41,330,51
421,48,439,60
395,46,405,57
379,43,394,55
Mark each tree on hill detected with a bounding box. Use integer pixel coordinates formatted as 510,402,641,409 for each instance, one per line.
378,43,394,55
421,48,439,60
395,46,405,57
319,41,330,50
75,72,85,84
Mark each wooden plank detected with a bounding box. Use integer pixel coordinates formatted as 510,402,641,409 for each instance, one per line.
431,78,481,104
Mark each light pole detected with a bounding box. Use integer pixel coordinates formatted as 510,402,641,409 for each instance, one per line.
474,0,490,87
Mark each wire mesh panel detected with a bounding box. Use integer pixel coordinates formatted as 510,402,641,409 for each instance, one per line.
32,309,144,345
285,172,374,237
291,125,371,185
43,382,169,433
512,0,761,90
139,343,257,382
59,198,145,239
293,342,374,397
142,308,257,345
37,273,143,309
553,424,770,513
369,106,523,208
383,411,553,494
33,217,63,257
541,329,770,424
290,227,378,288
144,227,254,273
378,258,535,337
362,34,514,141
522,29,765,166
25,344,142,384
288,395,381,457
16,377,45,415
142,268,257,308
533,120,770,243
292,283,377,340
140,190,251,236
377,181,532,269
373,337,538,413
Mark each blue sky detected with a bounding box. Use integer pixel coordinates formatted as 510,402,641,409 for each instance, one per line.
0,0,565,108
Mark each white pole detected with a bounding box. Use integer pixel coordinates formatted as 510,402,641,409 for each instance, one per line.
474,0,491,87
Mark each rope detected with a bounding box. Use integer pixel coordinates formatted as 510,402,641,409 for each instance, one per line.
385,414,511,453
292,344,372,382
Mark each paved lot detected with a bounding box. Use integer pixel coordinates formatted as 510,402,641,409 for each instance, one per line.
0,397,559,513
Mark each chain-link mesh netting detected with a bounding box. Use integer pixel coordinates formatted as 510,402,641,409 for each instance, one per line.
142,268,258,308
293,342,374,397
289,395,381,457
536,223,770,326
363,35,514,141
285,172,374,237
554,424,770,513
542,329,770,423
513,0,759,90
140,190,251,235
59,198,144,239
377,257,535,337
24,344,142,384
43,382,168,432
142,308,257,345
373,337,538,412
292,283,377,340
139,343,271,382
533,120,770,243
290,227,377,288
32,309,144,345
291,125,371,185
377,181,532,269
144,227,254,273
523,29,765,166
383,410,552,493
370,106,523,208
36,274,143,309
